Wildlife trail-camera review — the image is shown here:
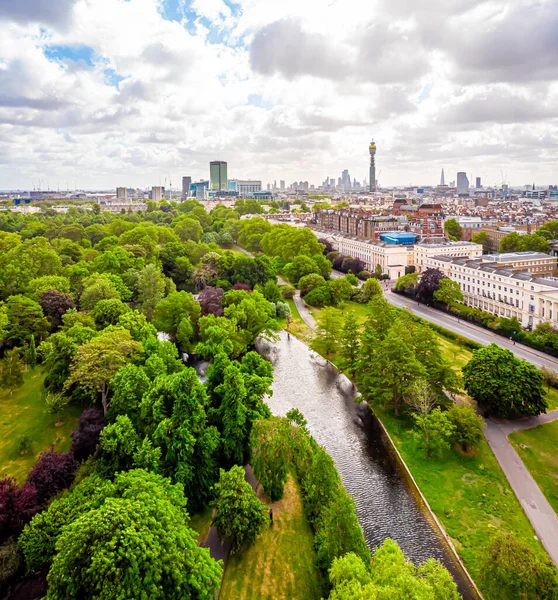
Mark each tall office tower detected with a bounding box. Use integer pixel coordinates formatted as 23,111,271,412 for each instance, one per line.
273,180,277,190
210,161,228,190
182,176,192,199
456,172,469,194
476,177,482,189
280,180,285,190
152,186,163,202
342,169,351,191
440,169,445,186
369,139,376,192
330,178,335,188
116,187,127,202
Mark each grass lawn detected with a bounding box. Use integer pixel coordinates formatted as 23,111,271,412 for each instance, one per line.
190,505,214,544
277,299,314,344
374,405,548,599
0,368,81,484
220,474,323,600
509,420,558,514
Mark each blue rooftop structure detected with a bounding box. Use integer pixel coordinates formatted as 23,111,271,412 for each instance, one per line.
379,232,417,245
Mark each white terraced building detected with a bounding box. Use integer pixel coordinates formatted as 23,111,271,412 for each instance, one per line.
427,255,558,329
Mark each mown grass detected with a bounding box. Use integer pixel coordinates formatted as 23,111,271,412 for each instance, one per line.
189,505,214,544
374,405,548,599
0,368,81,484
509,420,558,514
220,474,323,600
277,299,314,343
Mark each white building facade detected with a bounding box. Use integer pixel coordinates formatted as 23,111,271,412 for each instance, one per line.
427,255,558,329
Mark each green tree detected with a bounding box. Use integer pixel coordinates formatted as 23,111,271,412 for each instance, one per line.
395,272,419,293
480,531,558,600
301,446,341,527
91,298,129,329
65,329,142,414
109,364,151,423
448,405,485,452
434,278,463,310
136,264,166,319
4,295,50,347
404,378,437,415
99,414,140,476
250,417,290,501
471,231,494,253
463,344,547,418
45,392,70,424
499,231,523,253
79,273,121,310
44,470,222,600
310,307,342,357
361,277,382,302
152,291,200,341
328,278,353,305
338,312,360,380
298,273,326,296
444,218,462,241
212,465,269,554
412,408,456,458
519,233,550,254
0,348,24,394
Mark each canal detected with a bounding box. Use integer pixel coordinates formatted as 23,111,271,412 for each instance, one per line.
257,330,477,599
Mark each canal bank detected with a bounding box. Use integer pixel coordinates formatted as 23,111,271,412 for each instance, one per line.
257,331,480,600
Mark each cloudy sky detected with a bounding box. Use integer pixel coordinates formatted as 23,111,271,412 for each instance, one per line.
1,0,557,191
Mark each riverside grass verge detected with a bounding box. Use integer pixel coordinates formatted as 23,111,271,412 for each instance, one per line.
295,299,553,599
509,420,558,515
219,474,323,600
0,368,81,484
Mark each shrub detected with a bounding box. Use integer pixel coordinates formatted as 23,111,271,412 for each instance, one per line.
305,284,332,307
26,451,77,505
275,301,291,319
358,270,372,280
281,284,296,299
299,274,326,297
0,538,22,586
70,407,106,462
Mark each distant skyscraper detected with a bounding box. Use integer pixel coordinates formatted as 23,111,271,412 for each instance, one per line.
210,161,228,190
182,176,192,199
475,177,481,189
440,169,445,186
456,172,469,195
151,186,163,202
342,169,351,191
116,187,127,202
330,178,335,188
280,180,285,190
369,139,377,192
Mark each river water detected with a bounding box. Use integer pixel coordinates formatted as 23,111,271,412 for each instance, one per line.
257,330,477,599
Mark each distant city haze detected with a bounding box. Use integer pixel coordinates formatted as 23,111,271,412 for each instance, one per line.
0,0,556,189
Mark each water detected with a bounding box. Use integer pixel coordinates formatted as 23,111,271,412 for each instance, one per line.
257,330,477,599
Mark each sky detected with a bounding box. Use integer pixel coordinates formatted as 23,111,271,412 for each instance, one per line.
0,0,557,191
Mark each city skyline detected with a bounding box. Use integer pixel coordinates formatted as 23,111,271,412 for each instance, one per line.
0,0,557,190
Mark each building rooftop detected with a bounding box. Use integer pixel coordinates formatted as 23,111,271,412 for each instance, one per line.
488,251,553,261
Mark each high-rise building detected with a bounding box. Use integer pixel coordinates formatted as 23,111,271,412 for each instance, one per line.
456,172,469,195
116,187,127,202
476,177,482,189
440,169,445,186
182,176,192,199
151,186,163,202
280,180,285,190
342,169,351,191
210,161,228,191
369,139,377,192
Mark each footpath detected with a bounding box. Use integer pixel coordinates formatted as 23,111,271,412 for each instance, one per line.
484,411,558,566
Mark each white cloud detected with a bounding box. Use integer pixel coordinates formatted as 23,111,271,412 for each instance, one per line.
0,0,556,190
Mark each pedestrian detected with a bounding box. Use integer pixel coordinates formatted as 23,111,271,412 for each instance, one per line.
269,507,273,524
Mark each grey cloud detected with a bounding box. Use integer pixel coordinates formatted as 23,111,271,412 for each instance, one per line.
447,3,558,83
250,18,430,84
435,91,558,126
250,19,347,80
0,96,70,111
0,0,77,27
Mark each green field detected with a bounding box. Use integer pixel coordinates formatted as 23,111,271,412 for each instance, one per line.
220,474,323,600
375,405,548,598
0,369,81,484
509,420,558,514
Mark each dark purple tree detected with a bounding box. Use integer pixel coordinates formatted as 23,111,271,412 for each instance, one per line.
415,268,447,304
318,238,334,254
332,254,348,271
198,286,225,317
0,478,40,542
26,451,77,505
70,407,106,462
39,289,75,330
341,256,364,274
232,282,252,292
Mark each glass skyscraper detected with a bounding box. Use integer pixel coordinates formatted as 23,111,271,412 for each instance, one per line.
210,161,228,190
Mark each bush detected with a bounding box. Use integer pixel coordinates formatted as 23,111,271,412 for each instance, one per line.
281,284,296,299
299,274,326,297
358,270,372,280
304,284,332,307
448,405,485,452
70,407,106,462
0,538,22,586
26,451,77,505
275,301,291,319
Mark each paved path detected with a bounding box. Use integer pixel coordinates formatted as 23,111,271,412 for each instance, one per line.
483,416,558,566
493,409,558,435
293,291,316,329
